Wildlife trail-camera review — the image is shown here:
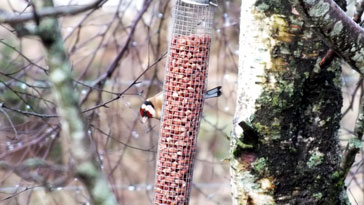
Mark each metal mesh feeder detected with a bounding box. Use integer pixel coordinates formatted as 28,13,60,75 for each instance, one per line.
154,0,215,204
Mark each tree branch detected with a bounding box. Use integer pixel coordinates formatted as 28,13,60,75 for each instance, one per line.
353,0,364,23
292,0,364,74
80,0,153,104
0,52,167,119
30,0,117,204
342,78,363,117
340,82,364,179
0,39,48,73
0,103,58,118
293,0,364,185
0,0,105,24
319,0,364,68
0,158,69,189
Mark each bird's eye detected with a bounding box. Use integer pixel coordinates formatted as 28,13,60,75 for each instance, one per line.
140,108,145,116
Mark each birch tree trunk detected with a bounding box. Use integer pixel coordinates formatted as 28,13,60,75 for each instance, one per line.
230,1,351,204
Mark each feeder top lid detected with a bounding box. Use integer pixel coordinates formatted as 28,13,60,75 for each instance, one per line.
181,0,217,7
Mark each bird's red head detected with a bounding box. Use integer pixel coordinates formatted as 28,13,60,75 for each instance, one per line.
140,101,155,123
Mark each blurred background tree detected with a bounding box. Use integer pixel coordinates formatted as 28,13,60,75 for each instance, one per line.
0,0,237,204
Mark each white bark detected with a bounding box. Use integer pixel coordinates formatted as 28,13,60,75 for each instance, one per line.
230,1,277,204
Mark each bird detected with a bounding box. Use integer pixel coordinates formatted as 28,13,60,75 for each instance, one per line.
140,86,222,123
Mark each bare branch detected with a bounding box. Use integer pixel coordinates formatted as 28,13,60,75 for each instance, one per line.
342,78,363,117
340,82,364,178
319,0,364,68
0,126,60,160
0,51,167,119
294,0,364,183
0,106,18,139
0,158,69,188
292,0,364,74
1,103,58,118
353,0,364,23
90,124,156,153
0,39,48,73
80,0,154,104
30,0,117,204
319,49,336,69
0,0,105,24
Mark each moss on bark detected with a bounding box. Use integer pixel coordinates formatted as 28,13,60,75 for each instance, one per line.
233,0,347,204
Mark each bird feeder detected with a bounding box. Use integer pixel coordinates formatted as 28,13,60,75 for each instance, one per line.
154,0,215,204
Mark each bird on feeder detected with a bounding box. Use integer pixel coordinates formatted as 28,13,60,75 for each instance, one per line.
140,86,222,123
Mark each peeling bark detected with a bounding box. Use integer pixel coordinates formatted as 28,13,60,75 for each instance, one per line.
231,0,348,204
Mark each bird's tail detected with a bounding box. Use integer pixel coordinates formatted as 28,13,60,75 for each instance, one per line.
204,86,222,99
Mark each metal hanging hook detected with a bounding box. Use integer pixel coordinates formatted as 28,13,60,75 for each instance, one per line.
181,0,218,7
209,0,218,7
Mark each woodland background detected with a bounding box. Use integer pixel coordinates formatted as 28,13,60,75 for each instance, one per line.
0,0,362,204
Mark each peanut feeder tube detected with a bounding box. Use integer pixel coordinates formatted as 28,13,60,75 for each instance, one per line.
153,0,215,204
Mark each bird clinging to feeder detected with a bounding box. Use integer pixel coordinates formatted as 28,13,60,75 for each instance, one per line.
153,0,217,204
140,86,222,123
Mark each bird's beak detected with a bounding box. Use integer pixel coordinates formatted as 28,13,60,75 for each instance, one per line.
141,116,148,123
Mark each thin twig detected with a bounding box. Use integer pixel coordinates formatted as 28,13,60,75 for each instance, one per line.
80,0,154,104
0,158,69,189
339,78,364,179
0,0,106,24
0,51,166,118
0,107,18,139
1,103,57,118
0,39,48,74
342,78,363,117
91,124,156,153
81,50,167,110
0,126,59,160
353,0,364,23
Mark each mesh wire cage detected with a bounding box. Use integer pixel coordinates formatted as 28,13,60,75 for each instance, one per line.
154,0,216,204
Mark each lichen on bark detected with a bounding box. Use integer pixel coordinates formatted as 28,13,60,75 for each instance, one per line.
232,0,347,204
292,0,364,75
